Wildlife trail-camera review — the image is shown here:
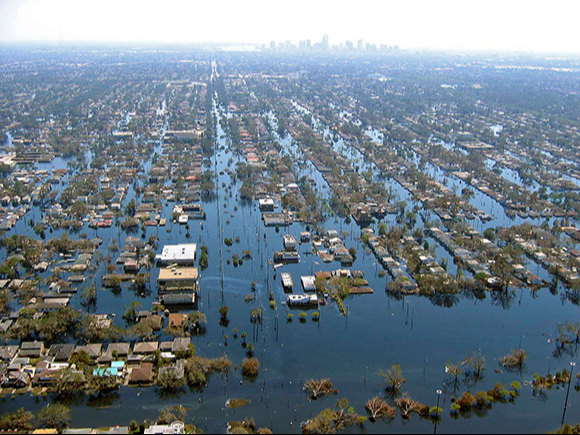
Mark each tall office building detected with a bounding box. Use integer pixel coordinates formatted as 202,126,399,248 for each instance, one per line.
270,41,276,51
322,35,329,49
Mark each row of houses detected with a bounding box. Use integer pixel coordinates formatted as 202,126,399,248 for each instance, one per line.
0,337,192,389
364,229,418,292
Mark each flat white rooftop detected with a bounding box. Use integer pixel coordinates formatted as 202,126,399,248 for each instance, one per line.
156,244,197,264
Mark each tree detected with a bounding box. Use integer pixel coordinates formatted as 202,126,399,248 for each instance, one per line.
302,398,366,434
36,404,71,431
241,357,260,378
184,355,232,388
157,408,178,425
128,420,140,434
380,364,406,395
36,307,81,341
365,396,397,421
304,378,338,400
0,408,34,432
130,320,155,340
123,301,141,325
483,228,496,242
553,424,580,434
500,349,527,370
0,289,10,313
395,393,429,419
199,247,209,270
219,305,230,320
130,273,150,295
475,391,492,408
71,201,88,219
88,373,119,394
250,308,263,323
157,367,186,391
456,391,477,411
465,351,486,380
188,311,207,333
55,368,86,395
378,222,388,237
446,362,464,387
125,199,136,217
80,283,97,307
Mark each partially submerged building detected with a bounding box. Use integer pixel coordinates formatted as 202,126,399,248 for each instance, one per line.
155,244,197,266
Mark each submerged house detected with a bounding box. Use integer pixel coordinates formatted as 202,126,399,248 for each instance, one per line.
157,267,199,293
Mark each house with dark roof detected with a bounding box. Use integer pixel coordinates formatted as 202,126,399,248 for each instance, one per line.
48,344,75,362
1,370,30,388
19,341,44,358
32,368,60,386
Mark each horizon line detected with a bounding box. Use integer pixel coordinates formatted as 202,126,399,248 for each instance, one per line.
1,40,580,57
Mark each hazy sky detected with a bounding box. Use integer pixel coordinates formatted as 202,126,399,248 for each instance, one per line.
1,0,580,53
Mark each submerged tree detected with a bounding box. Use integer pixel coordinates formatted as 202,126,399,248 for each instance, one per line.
395,393,430,419
157,367,186,392
365,396,397,421
241,357,260,379
302,398,366,434
446,361,464,393
379,364,406,396
500,349,527,370
0,408,34,432
464,351,486,381
36,404,71,432
304,378,338,400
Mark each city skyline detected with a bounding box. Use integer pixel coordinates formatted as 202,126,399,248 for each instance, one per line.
1,0,580,54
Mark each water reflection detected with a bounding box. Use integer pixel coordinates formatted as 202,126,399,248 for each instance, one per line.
490,290,517,310
87,392,121,409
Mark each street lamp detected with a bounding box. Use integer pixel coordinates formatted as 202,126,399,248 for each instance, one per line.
434,389,442,435
562,362,576,428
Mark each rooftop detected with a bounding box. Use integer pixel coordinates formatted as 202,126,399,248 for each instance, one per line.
158,267,199,282
155,244,197,264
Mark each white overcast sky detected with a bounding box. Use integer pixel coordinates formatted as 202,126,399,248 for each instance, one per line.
1,0,580,53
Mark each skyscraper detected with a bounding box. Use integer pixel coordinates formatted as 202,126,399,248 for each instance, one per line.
322,35,329,49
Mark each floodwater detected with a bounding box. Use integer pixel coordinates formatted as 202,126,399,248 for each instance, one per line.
1,98,579,434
